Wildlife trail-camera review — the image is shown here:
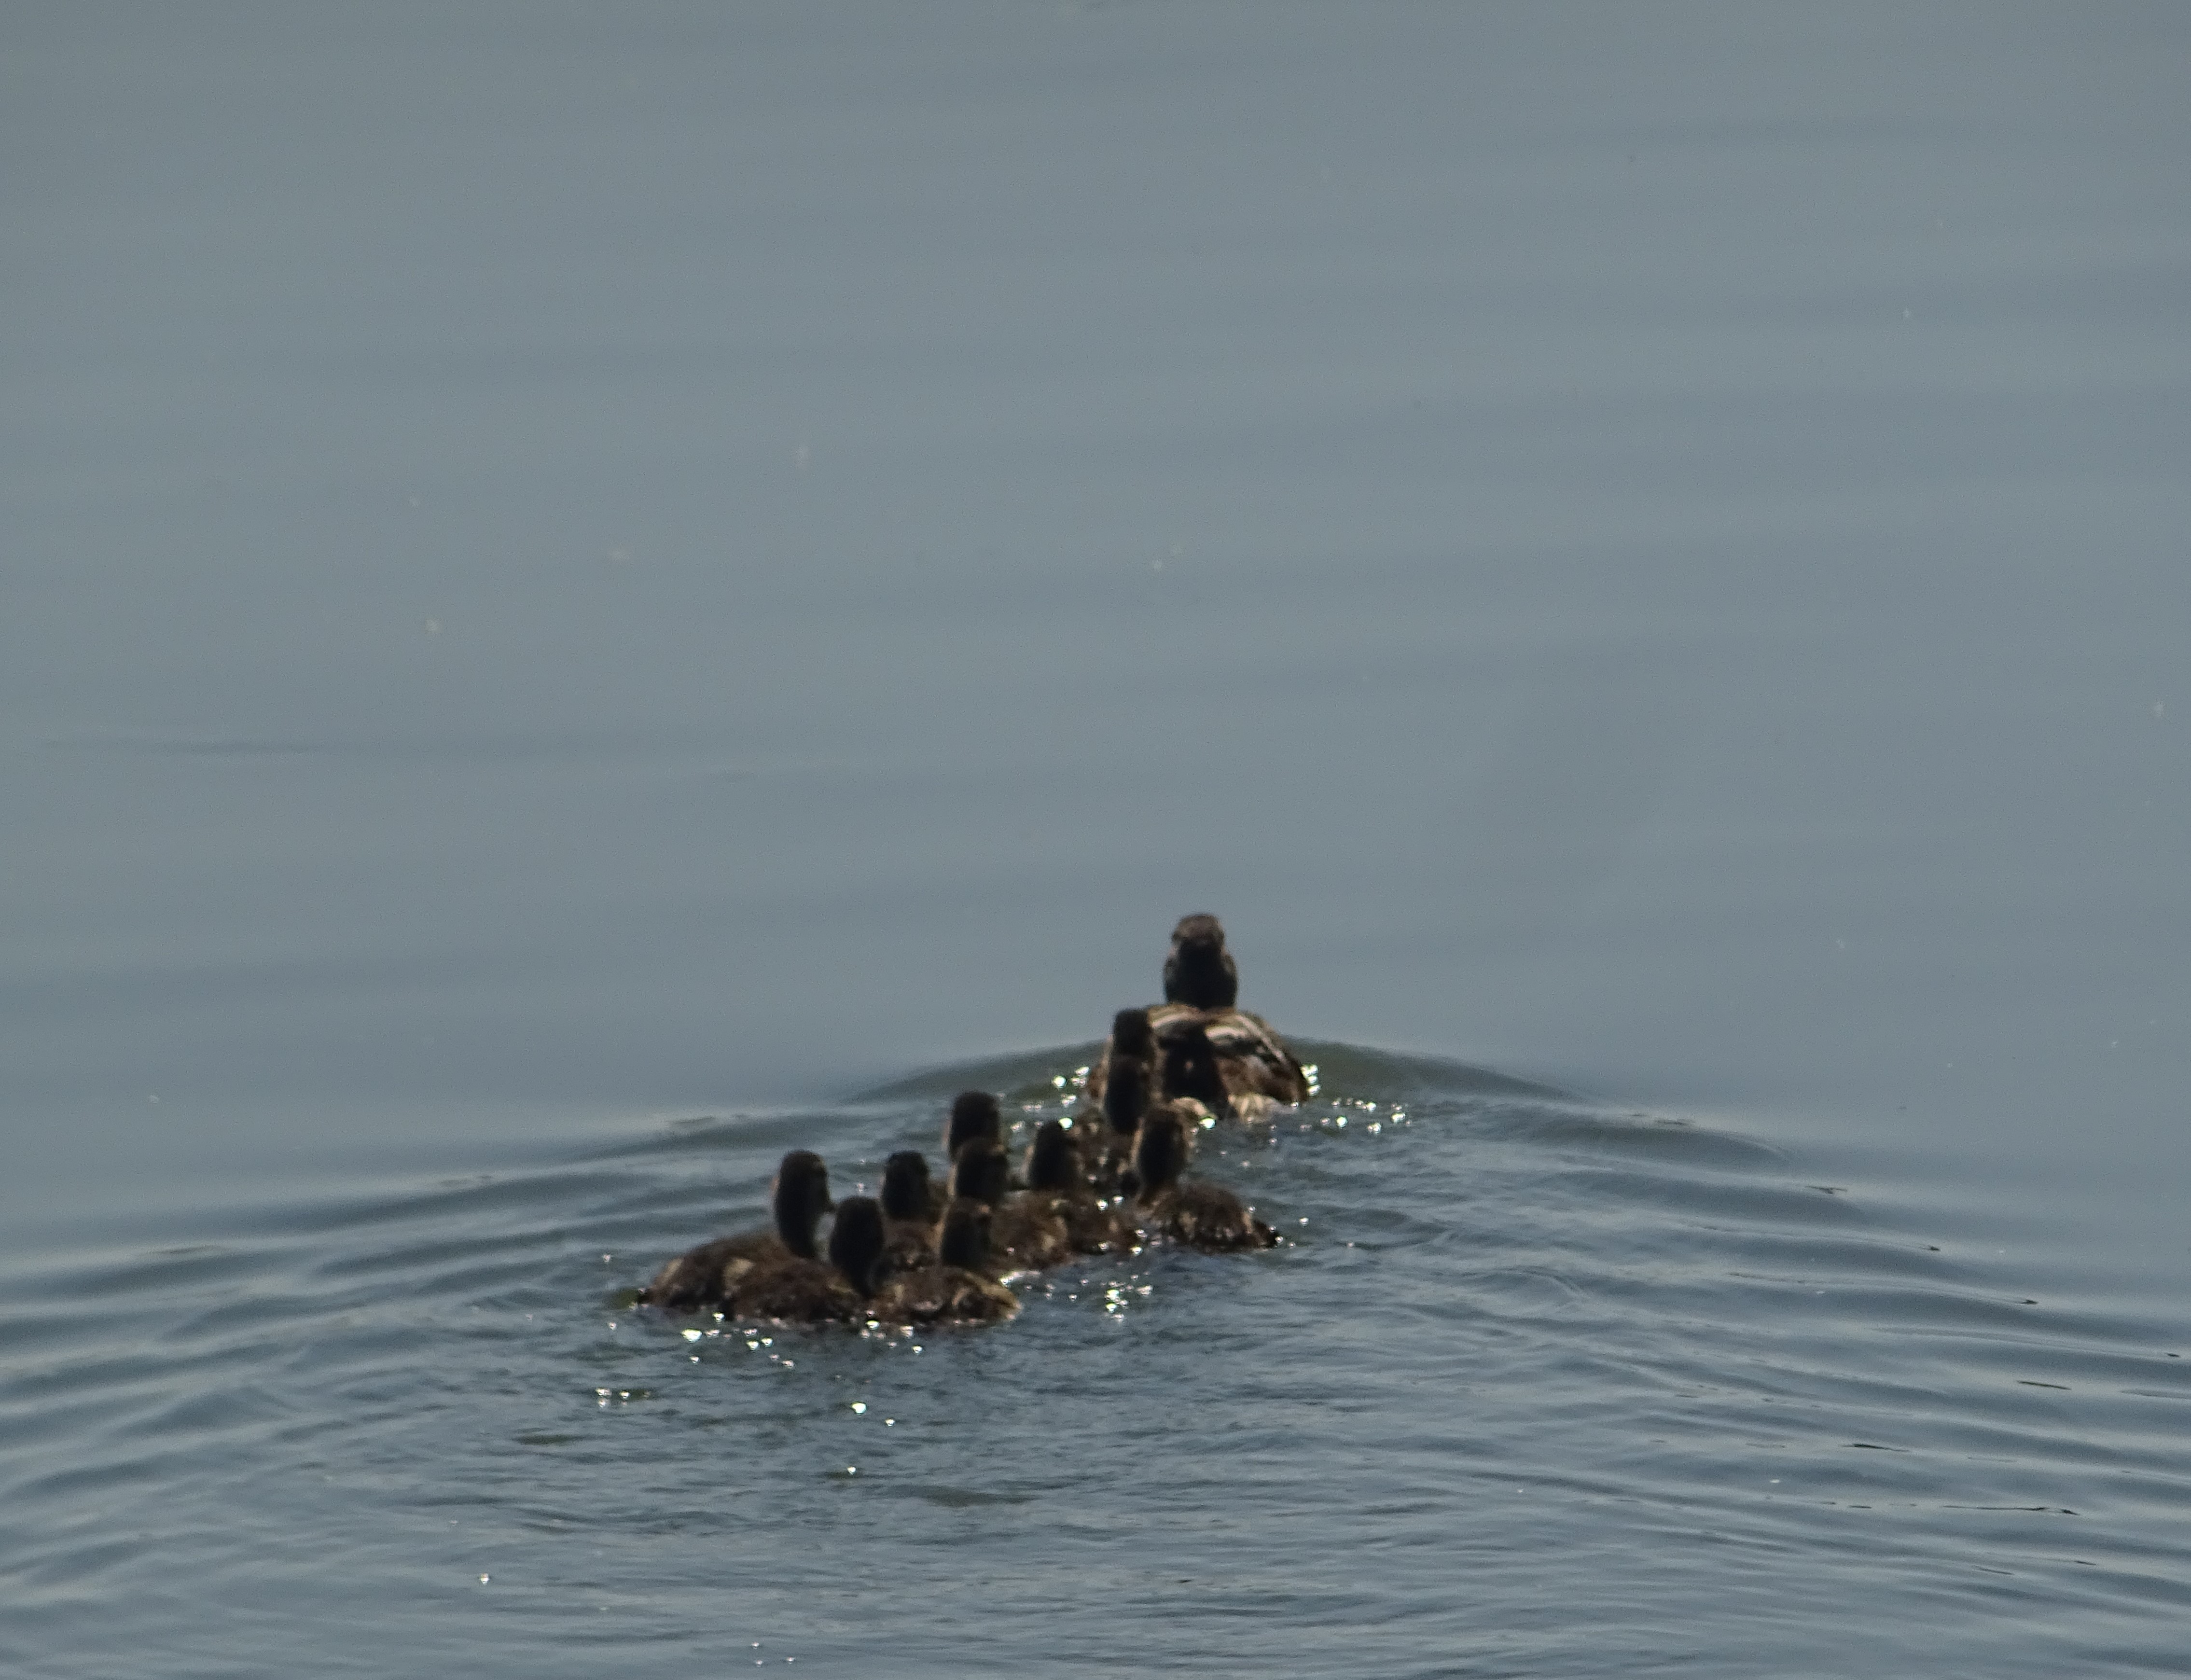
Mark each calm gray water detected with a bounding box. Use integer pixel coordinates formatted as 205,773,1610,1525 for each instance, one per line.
4,1053,2188,1676
4,4,2187,1673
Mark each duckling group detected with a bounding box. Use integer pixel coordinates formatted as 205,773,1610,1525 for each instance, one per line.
637,915,1304,1328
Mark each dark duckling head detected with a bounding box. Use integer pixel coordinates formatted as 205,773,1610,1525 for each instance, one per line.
1026,1120,1080,1193
771,1150,835,1260
1127,1108,1190,1204
947,1138,1011,1208
1160,1019,1229,1114
826,1195,887,1297
1111,1006,1154,1057
881,1151,934,1222
938,1203,994,1270
944,1090,1004,1157
1103,1008,1154,1135
1163,913,1238,1009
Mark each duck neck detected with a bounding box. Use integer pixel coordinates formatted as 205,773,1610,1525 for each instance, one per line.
1104,1063,1147,1134
775,1194,818,1260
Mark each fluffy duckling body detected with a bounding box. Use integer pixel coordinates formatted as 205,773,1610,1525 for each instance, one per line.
949,1138,1074,1271
1025,1119,1137,1257
878,1150,943,1274
722,1195,887,1324
1126,1105,1278,1252
871,1205,1020,1325
639,1150,835,1313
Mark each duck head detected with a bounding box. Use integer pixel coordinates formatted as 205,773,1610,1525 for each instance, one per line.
1110,1006,1154,1057
1163,913,1238,1009
947,1137,1011,1208
827,1195,886,1297
1103,1008,1154,1135
880,1150,933,1222
1127,1107,1191,1205
1026,1120,1079,1193
771,1150,835,1260
944,1090,1003,1157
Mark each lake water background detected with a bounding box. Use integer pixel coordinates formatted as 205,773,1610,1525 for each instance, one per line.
3,5,2187,1674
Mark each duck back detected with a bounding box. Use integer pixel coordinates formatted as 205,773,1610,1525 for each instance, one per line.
1150,1182,1278,1252
640,1228,787,1313
721,1255,863,1323
990,1196,1075,1270
1048,1192,1138,1257
1140,1004,1307,1109
871,1264,1019,1325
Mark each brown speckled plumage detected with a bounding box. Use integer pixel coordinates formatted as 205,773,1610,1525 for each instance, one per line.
714,1194,888,1324
948,1138,1071,1270
638,1150,835,1312
1024,1119,1137,1256
869,1204,1020,1324
880,1151,943,1274
1082,919,1307,1119
721,1255,863,1322
1129,1107,1278,1252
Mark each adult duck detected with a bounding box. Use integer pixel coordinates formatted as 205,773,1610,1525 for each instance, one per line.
1082,916,1310,1115
638,1149,835,1313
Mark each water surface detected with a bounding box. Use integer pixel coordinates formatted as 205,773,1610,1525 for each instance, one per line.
5,1052,2185,1676
3,4,2188,1673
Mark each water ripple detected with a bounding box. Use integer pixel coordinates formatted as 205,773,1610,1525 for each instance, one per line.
2,1044,2185,1677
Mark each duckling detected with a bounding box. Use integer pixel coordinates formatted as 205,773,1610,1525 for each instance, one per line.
870,1203,1020,1325
1125,1104,1277,1251
1025,1119,1137,1256
1158,1016,1234,1118
721,1195,886,1323
878,1149,943,1274
943,1090,1004,1159
1077,1006,1156,1180
948,1138,1073,1271
638,1149,835,1312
